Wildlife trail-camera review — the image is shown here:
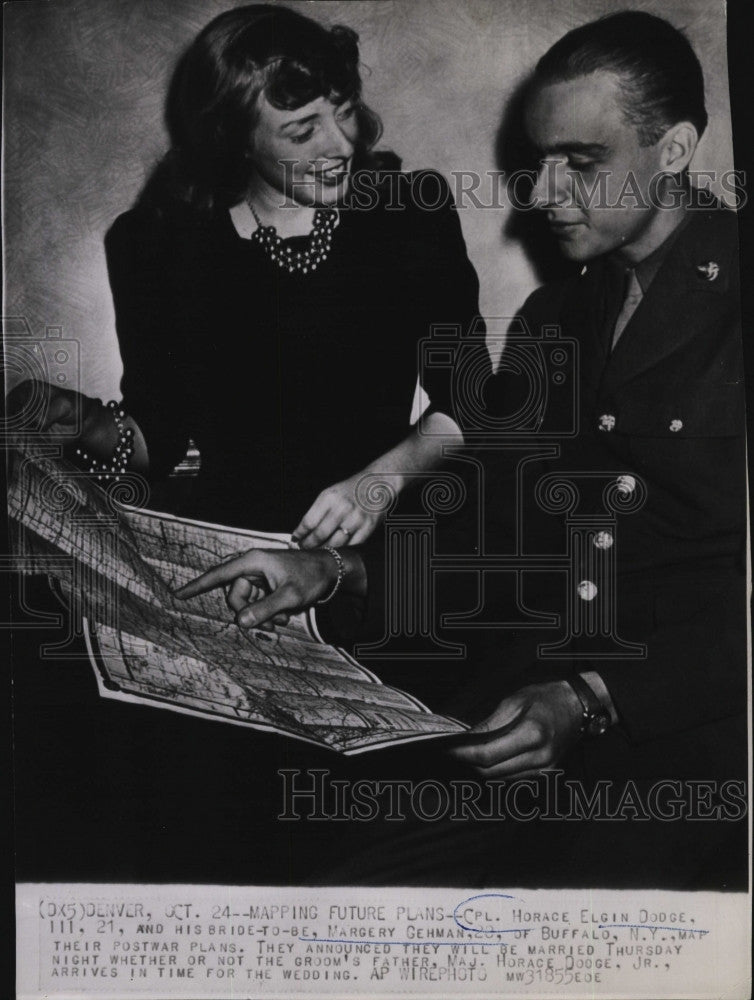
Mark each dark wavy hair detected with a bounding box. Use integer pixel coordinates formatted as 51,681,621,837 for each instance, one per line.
140,4,384,213
534,11,707,146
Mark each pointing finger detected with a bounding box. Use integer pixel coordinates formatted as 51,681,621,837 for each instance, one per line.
175,550,267,599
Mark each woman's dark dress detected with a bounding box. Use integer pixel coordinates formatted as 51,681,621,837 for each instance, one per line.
105,170,481,531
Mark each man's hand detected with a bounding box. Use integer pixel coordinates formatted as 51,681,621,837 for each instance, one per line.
292,475,382,549
174,548,341,630
448,681,585,778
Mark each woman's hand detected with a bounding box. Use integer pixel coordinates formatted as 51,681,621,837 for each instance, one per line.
5,379,94,439
5,379,149,472
292,475,382,549
175,548,340,630
291,413,465,549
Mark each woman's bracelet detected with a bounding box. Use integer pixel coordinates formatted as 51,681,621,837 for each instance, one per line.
76,400,134,481
316,546,345,605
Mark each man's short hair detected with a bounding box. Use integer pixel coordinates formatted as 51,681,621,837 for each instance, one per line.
534,10,707,146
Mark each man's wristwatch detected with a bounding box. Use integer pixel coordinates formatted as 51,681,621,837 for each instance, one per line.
566,674,611,737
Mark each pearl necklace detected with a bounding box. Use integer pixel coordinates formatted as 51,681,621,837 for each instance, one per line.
247,200,338,275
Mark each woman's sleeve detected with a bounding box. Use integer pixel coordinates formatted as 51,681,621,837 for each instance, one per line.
405,170,487,430
104,210,193,480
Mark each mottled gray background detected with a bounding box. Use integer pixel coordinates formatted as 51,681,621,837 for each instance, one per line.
4,0,732,399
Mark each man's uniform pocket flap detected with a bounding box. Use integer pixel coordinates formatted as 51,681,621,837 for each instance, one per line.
613,382,744,438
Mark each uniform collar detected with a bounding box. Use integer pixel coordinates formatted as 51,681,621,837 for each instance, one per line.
601,204,738,391
606,208,692,294
564,201,738,394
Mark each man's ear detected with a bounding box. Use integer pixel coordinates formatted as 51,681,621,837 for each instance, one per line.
658,121,699,175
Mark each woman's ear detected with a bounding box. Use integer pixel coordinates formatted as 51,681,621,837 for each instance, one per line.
658,121,699,175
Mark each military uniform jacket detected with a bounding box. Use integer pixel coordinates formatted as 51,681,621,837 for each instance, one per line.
453,205,746,786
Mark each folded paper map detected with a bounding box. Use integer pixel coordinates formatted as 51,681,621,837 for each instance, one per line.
7,443,466,753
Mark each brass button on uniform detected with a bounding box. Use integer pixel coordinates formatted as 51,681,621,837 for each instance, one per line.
696,260,719,282
593,531,614,550
669,419,683,432
616,474,636,495
599,414,616,432
578,580,598,601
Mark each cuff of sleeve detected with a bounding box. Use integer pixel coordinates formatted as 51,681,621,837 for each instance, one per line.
579,670,619,726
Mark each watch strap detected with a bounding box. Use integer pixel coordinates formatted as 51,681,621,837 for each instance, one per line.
566,674,611,737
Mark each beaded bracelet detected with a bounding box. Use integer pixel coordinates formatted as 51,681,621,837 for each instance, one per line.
76,400,134,481
316,546,345,605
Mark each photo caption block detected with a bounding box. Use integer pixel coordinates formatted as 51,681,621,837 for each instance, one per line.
17,883,751,998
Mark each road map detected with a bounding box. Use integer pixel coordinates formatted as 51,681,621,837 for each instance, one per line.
7,443,466,753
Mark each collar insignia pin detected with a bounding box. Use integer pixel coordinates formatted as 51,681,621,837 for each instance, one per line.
696,261,719,282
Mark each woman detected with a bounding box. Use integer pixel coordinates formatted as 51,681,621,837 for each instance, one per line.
8,3,485,887
19,3,482,552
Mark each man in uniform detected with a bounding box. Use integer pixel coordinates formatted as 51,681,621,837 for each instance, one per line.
179,11,748,887
451,10,747,786
441,10,748,885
